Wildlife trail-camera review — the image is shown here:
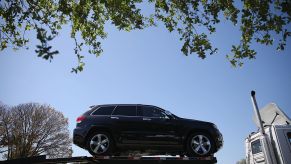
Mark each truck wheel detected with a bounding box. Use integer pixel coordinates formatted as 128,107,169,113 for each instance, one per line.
186,132,214,157
87,131,114,156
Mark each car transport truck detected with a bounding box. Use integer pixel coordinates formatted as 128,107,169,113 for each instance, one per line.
245,91,291,164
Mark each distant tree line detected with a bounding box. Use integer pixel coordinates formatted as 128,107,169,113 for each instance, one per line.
0,103,72,160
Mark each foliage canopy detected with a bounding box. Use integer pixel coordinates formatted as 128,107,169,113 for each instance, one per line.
0,0,290,72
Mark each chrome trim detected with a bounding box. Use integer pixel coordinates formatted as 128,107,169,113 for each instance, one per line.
110,116,119,119
90,104,169,119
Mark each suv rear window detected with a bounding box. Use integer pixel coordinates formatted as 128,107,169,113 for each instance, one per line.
112,106,136,116
91,106,115,115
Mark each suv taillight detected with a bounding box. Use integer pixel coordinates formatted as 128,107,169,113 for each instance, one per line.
76,116,85,123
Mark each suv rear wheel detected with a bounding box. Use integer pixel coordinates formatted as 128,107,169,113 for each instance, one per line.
186,132,214,157
87,131,114,156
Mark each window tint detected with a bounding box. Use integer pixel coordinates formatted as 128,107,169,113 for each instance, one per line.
140,106,165,118
137,107,142,116
251,139,262,154
112,106,136,116
91,106,115,115
288,132,291,145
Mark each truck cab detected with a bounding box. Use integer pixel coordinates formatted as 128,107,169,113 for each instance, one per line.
245,103,291,164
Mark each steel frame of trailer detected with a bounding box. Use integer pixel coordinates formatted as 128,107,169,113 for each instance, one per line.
1,155,217,164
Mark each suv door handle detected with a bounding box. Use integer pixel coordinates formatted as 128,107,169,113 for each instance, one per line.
110,116,119,119
143,118,151,121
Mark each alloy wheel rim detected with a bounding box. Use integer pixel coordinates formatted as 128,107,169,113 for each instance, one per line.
90,134,110,154
191,134,211,155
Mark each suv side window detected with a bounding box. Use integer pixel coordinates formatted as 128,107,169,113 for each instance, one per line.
251,139,262,154
91,106,115,115
139,106,165,118
112,106,136,116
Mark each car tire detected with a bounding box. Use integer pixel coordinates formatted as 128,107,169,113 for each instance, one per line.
86,131,114,156
186,132,215,157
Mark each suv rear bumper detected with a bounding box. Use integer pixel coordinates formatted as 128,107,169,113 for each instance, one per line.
73,128,87,149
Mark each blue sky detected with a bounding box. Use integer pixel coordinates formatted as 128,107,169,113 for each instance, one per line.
1,12,291,164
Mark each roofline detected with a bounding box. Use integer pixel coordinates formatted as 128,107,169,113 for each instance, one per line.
91,104,157,107
90,104,165,110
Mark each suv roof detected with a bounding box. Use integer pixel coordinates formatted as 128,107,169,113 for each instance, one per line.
90,104,165,109
91,104,158,107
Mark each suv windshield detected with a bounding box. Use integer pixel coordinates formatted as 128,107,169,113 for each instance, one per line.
164,110,173,116
164,110,178,119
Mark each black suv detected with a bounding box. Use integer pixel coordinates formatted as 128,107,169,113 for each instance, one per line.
73,104,223,157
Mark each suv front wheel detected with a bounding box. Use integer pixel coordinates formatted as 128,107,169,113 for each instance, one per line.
186,132,214,157
87,131,114,156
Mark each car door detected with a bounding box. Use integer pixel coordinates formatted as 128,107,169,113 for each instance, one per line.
110,105,141,144
137,105,180,145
